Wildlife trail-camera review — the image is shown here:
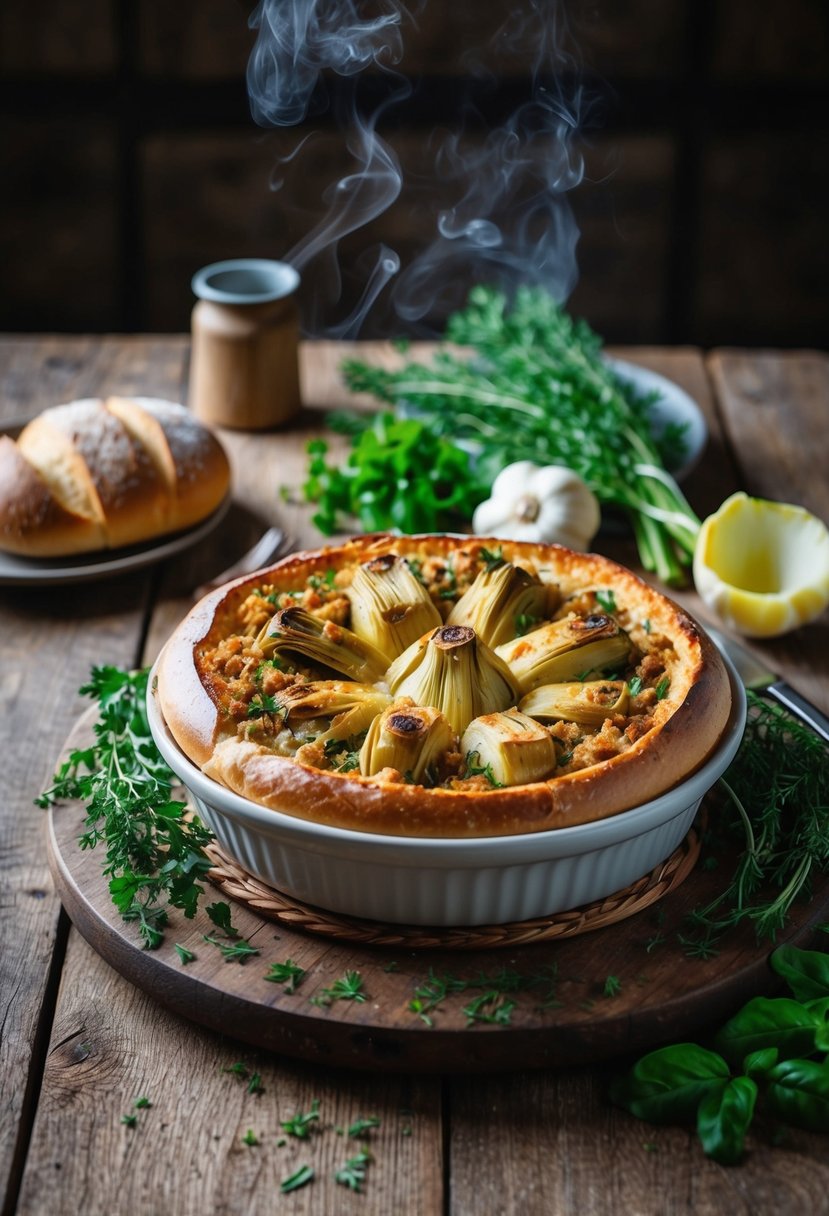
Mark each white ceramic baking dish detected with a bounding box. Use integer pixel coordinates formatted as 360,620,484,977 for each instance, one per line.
147,655,745,926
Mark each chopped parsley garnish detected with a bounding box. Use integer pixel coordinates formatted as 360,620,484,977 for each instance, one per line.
335,1149,372,1193
595,589,617,614
479,545,505,571
603,975,622,998
264,959,306,994
280,1164,315,1193
462,751,503,787
655,675,671,700
174,943,196,965
627,676,643,697
347,1116,381,1138
205,901,239,938
242,1129,260,1147
310,971,367,1006
203,935,260,963
515,612,540,637
281,1098,320,1139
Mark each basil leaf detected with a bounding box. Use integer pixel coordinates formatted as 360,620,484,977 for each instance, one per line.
765,1059,829,1132
742,1047,779,1079
610,1044,730,1123
770,945,829,1002
696,1076,758,1165
714,997,821,1067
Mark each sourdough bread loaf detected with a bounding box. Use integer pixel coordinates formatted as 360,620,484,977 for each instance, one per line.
0,397,230,557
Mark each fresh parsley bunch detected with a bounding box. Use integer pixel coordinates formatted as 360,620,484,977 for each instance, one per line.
611,943,829,1164
303,412,489,536
38,666,214,948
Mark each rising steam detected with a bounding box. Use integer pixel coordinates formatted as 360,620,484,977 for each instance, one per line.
247,0,587,336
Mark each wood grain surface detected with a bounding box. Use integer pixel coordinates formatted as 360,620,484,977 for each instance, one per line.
47,772,829,1073
2,336,829,1216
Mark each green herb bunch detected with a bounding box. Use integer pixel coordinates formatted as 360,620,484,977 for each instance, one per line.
37,666,214,948
303,413,488,536
682,692,829,956
338,285,698,584
611,943,829,1164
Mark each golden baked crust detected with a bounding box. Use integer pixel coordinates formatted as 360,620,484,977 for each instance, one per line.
156,534,732,838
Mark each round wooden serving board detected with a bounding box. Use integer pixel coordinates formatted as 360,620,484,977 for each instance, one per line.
47,712,829,1074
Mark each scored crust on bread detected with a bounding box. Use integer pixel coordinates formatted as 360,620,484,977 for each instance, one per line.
156,534,733,839
0,397,230,557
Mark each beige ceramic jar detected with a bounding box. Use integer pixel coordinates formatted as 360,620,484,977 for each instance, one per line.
189,259,302,430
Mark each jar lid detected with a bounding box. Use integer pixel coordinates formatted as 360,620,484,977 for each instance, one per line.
192,259,300,304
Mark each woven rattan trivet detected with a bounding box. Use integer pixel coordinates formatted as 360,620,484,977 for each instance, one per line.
204,824,701,950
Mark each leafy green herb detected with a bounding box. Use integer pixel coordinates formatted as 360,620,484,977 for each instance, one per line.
682,693,829,953
205,901,239,938
611,944,829,1164
242,1129,259,1147
222,1061,250,1079
603,975,622,998
281,1098,320,1139
323,734,366,773
462,750,503,788
655,675,670,700
302,416,488,535
247,1072,264,1095
595,589,617,614
515,612,540,637
479,546,505,572
341,286,697,584
133,1096,152,1109
347,1115,381,1139
462,992,517,1026
265,959,306,994
121,1114,137,1128
280,1164,315,1193
203,935,260,963
36,667,214,950
174,943,196,965
335,1149,372,1193
311,971,367,1007
247,694,284,720
627,676,643,697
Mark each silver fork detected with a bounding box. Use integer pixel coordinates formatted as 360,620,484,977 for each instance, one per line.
195,526,294,598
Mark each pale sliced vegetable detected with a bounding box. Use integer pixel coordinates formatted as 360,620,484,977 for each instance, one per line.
348,554,441,660
257,607,388,682
359,703,455,781
519,680,629,726
693,492,829,638
495,614,632,692
386,624,521,735
446,560,552,647
461,709,556,786
266,680,391,743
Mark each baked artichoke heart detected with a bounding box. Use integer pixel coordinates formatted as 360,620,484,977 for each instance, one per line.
257,606,388,682
348,554,442,660
446,560,552,647
519,680,630,726
461,709,556,786
495,613,633,692
386,624,522,736
359,702,455,782
270,680,391,742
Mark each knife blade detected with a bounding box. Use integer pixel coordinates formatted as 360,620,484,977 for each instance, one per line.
706,625,829,745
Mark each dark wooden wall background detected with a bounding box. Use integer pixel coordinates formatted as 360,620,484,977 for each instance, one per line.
1,0,827,346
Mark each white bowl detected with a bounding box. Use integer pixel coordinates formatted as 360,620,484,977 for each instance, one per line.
148,656,745,927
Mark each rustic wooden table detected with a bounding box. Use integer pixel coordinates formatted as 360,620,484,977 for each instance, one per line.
1,336,828,1216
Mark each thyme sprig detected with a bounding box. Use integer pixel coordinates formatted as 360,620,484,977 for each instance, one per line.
37,666,214,949
683,692,829,955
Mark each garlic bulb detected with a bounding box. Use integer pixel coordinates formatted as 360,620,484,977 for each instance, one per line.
473,461,601,550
